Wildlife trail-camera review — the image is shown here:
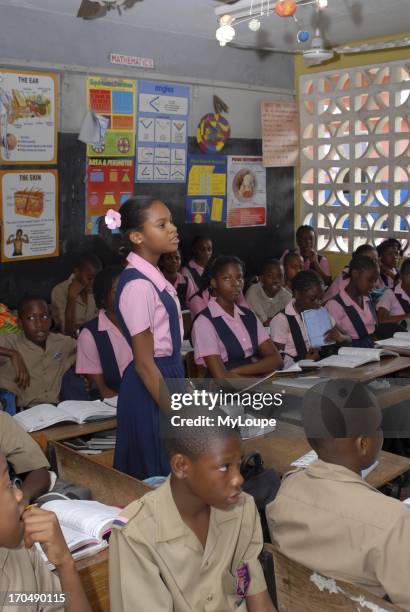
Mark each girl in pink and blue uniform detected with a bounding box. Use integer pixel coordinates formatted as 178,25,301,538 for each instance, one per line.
181,235,213,318
280,225,331,286
377,238,401,289
326,255,379,348
105,198,184,480
158,250,188,310
191,256,282,378
377,257,410,335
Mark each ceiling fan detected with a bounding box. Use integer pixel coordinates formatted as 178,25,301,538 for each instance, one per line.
77,0,140,20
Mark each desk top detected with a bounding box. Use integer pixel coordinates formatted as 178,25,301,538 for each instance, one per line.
242,422,410,490
31,418,117,450
312,356,410,382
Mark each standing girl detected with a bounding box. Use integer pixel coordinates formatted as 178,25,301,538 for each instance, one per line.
105,198,184,480
191,256,283,378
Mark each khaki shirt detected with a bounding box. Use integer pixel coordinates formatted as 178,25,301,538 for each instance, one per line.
245,283,291,325
0,546,63,612
0,411,49,473
0,333,76,407
109,477,267,612
51,276,97,333
266,459,410,610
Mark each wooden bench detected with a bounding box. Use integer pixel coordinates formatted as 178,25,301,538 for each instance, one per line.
268,545,403,611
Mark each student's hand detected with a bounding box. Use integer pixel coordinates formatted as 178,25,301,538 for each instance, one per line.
22,506,73,569
11,350,30,388
324,326,345,344
306,249,319,265
68,278,86,300
305,348,320,361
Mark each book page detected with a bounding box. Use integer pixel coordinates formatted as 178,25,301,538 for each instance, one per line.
58,400,116,423
338,347,379,358
42,499,119,540
13,404,68,432
315,354,372,368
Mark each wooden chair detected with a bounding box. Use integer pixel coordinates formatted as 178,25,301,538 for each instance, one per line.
268,546,403,611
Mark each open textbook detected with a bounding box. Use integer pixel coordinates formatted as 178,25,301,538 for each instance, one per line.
376,332,410,349
14,399,117,433
298,346,398,369
36,499,119,569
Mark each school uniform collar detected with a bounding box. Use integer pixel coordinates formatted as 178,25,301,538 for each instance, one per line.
207,297,246,321
340,287,370,307
19,334,56,353
188,259,204,275
394,282,410,302
303,458,378,491
154,476,241,544
126,252,176,294
284,299,302,319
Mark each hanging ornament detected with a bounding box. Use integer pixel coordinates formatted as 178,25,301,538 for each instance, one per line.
275,0,297,17
196,96,231,153
297,30,310,43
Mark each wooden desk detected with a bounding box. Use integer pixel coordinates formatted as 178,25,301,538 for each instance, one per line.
52,443,152,612
311,356,410,382
30,418,117,453
242,422,410,490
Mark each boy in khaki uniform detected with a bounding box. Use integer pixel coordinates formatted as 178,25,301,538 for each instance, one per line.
266,379,410,610
0,297,76,408
109,407,276,612
0,451,90,612
51,253,101,336
0,411,50,504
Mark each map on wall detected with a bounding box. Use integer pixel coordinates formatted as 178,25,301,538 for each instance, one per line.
0,69,57,164
136,80,190,183
86,76,136,158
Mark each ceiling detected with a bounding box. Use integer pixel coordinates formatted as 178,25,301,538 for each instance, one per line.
1,0,410,51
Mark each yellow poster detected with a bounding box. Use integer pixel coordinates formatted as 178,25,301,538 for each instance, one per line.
87,76,136,158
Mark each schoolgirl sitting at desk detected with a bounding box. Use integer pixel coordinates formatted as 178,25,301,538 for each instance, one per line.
326,255,379,348
270,270,348,362
191,256,283,378
181,235,213,317
158,250,188,310
377,257,410,333
76,266,132,399
323,243,380,303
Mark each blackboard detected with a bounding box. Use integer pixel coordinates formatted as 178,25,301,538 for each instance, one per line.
0,135,294,308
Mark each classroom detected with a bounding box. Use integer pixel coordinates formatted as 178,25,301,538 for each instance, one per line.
1,0,410,610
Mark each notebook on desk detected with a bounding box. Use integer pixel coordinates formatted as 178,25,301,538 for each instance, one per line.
299,347,398,369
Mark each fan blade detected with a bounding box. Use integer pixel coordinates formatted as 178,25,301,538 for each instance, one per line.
77,0,108,19
335,36,410,55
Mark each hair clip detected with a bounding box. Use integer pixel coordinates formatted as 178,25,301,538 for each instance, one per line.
105,209,121,230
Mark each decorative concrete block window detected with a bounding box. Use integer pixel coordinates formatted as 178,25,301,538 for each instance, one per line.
299,60,410,254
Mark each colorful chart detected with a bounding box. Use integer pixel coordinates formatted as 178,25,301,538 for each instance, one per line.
136,80,189,183
185,155,227,223
226,156,267,229
196,113,230,153
86,77,136,158
85,158,134,234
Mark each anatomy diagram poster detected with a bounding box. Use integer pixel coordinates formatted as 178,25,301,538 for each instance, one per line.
136,80,189,183
0,170,58,262
0,69,57,164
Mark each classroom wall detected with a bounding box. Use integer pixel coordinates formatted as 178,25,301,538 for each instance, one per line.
0,8,296,307
294,33,410,277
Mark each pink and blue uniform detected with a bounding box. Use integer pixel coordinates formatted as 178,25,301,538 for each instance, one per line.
115,252,184,480
326,288,376,347
192,297,269,369
181,259,211,318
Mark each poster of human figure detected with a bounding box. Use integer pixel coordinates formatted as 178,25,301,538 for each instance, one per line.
226,156,267,228
0,69,57,164
0,170,58,262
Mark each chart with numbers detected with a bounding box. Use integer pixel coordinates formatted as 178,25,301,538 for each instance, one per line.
136,80,190,183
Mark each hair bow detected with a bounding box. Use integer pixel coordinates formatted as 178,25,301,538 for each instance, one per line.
105,209,121,230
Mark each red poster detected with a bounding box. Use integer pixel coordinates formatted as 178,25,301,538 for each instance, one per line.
85,158,134,235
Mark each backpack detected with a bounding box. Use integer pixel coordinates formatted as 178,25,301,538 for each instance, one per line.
240,452,281,542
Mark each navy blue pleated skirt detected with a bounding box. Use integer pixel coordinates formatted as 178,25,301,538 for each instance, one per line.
114,356,184,480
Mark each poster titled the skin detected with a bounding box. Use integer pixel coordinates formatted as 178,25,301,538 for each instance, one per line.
0,170,58,261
